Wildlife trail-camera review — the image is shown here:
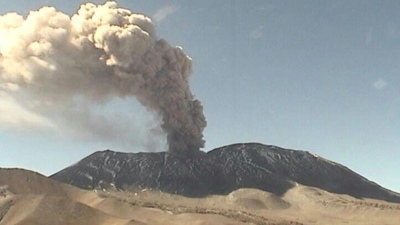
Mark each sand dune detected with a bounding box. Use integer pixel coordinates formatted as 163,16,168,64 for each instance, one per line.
1,168,400,225
0,169,143,225
226,188,291,210
0,195,143,225
0,169,252,225
100,185,400,225
0,168,73,197
263,185,400,225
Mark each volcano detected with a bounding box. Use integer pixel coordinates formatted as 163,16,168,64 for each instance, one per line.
51,143,400,203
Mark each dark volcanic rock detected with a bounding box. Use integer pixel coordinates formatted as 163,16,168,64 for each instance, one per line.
51,143,400,203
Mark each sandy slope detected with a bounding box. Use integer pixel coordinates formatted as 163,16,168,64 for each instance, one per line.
0,168,143,225
97,185,400,225
278,185,400,225
1,168,400,225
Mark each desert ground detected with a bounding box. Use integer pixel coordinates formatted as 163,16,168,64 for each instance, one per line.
1,168,400,225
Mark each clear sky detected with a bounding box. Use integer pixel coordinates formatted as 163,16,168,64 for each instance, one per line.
1,1,400,193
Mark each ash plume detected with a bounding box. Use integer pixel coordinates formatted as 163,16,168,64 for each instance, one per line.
0,2,206,154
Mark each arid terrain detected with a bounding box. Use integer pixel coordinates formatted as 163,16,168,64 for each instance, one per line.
1,168,400,225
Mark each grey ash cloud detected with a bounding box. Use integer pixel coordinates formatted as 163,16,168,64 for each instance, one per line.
0,1,206,155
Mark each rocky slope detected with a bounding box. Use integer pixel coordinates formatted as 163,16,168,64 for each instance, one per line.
51,143,400,203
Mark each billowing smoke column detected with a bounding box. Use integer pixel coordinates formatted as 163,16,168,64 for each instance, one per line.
0,2,206,155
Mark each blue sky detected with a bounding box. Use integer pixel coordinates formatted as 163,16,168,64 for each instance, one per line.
1,1,400,193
